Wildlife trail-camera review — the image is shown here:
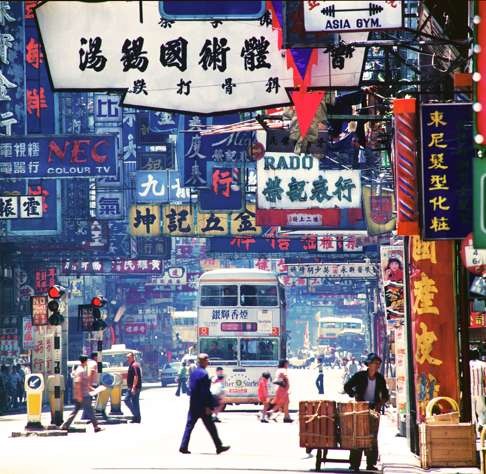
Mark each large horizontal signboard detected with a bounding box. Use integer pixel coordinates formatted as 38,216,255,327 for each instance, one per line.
159,1,266,20
0,135,117,178
304,1,403,33
35,1,365,114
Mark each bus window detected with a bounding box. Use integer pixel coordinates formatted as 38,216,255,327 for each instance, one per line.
240,338,278,361
200,285,237,306
240,285,278,307
200,338,237,361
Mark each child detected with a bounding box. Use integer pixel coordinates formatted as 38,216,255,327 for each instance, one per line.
257,371,271,423
210,367,225,422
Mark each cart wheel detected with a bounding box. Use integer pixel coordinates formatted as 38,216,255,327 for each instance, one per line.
315,449,322,472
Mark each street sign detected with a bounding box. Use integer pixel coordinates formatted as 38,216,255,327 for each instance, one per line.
304,1,403,33
27,375,42,390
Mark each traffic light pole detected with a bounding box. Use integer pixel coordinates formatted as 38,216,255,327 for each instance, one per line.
51,325,63,426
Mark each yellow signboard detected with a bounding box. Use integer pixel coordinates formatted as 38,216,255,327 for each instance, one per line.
129,205,161,237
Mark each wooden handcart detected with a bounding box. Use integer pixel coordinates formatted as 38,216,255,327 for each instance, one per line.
300,400,377,472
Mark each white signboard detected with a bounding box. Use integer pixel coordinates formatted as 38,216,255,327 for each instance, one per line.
287,263,376,278
257,153,361,210
304,1,403,33
0,196,43,219
36,2,368,114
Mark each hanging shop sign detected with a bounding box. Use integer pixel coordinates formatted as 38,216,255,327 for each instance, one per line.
362,187,396,236
409,236,459,422
0,196,43,219
460,233,486,275
159,1,266,20
470,311,486,329
31,295,48,326
36,1,366,113
161,204,262,238
287,263,376,279
394,98,419,236
34,267,56,294
420,103,473,240
22,317,34,350
209,231,320,254
110,259,164,274
135,171,189,203
136,237,172,259
0,1,25,137
317,235,364,253
257,154,361,209
61,260,104,275
96,192,123,220
198,167,244,212
146,267,187,286
94,93,122,123
0,134,117,178
129,204,161,237
303,1,403,33
257,153,361,225
380,246,405,320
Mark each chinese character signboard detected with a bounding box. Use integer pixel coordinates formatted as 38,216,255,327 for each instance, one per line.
257,153,361,225
22,317,34,350
287,263,376,279
147,267,187,286
0,135,117,177
135,171,189,203
31,295,48,326
317,235,364,253
61,260,104,275
0,195,43,219
36,1,365,113
362,186,396,236
380,246,405,320
110,259,164,274
199,167,243,212
136,237,171,259
0,1,25,137
303,1,403,33
96,192,123,220
129,204,161,237
420,103,472,239
409,236,459,422
159,1,266,20
34,267,56,293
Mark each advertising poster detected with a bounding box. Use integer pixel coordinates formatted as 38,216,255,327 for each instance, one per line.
380,246,405,320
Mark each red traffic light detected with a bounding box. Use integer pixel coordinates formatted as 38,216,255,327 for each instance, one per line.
48,285,65,299
91,296,106,308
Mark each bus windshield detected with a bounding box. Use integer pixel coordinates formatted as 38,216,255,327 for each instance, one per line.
240,338,278,361
200,337,237,361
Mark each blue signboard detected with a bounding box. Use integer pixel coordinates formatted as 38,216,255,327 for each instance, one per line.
198,167,243,211
0,135,117,178
139,112,178,143
180,114,254,188
159,1,265,20
208,230,320,254
135,170,190,203
420,103,473,240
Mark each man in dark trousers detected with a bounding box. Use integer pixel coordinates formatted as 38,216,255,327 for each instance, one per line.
344,353,389,472
124,352,142,423
179,353,230,455
315,358,324,395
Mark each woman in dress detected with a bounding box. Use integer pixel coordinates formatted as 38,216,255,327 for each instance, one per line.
269,359,293,423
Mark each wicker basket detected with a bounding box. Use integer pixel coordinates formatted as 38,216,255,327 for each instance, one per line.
425,397,460,425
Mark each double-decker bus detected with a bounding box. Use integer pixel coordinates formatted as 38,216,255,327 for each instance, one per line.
318,316,366,355
197,269,286,404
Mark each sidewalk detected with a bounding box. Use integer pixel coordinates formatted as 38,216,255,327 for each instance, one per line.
380,411,480,474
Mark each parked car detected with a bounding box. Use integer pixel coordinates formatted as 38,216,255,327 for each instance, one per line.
159,362,181,387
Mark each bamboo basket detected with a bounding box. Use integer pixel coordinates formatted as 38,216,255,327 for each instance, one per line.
299,400,337,448
337,401,375,449
425,396,460,425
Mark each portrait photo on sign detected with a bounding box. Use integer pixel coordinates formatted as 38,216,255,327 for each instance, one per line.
380,246,405,320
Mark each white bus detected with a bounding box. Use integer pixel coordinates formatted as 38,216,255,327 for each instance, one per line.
197,269,286,404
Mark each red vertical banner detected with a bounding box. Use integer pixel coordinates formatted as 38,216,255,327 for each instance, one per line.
394,98,420,236
409,236,459,421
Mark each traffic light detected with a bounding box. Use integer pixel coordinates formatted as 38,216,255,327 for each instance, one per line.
91,295,107,331
47,285,65,326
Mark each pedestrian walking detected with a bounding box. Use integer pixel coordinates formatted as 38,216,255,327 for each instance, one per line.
315,359,324,395
175,362,188,397
268,359,293,423
61,355,103,432
210,367,225,422
344,353,389,472
83,352,99,420
124,351,142,423
257,371,271,423
179,353,230,455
